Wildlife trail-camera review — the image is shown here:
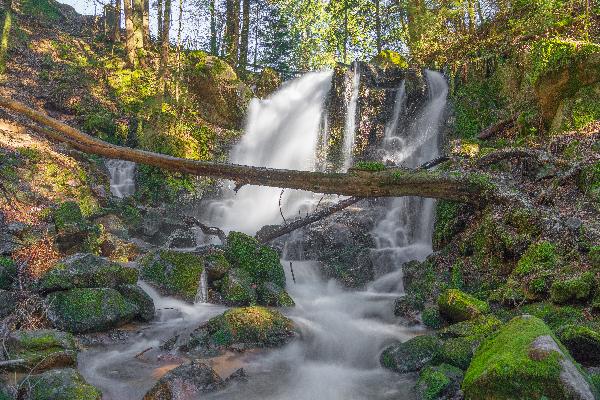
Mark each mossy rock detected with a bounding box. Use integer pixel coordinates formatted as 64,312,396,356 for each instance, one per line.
53,202,85,232
143,360,224,400
256,282,295,307
421,306,444,329
380,335,442,373
46,288,139,333
140,250,204,302
117,284,155,321
590,246,600,269
20,368,101,400
550,271,595,304
438,289,490,323
0,256,17,290
38,253,138,292
206,306,296,348
516,302,584,331
416,363,463,400
514,241,558,276
551,83,600,132
5,329,77,373
439,337,477,371
254,67,282,99
224,232,285,288
558,324,600,366
52,202,101,255
463,315,598,399
432,200,463,250
437,315,502,340
219,268,256,306
203,251,230,282
370,50,409,69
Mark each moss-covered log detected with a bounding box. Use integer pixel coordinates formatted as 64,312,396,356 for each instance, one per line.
0,96,496,204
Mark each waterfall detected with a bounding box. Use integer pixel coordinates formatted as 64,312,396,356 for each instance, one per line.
342,63,361,170
382,81,406,163
105,159,136,198
194,269,209,303
206,71,333,234
369,70,448,292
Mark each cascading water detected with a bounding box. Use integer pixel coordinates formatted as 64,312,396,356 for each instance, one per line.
342,63,361,170
105,159,136,198
195,269,209,303
79,70,449,400
206,70,333,234
370,70,448,292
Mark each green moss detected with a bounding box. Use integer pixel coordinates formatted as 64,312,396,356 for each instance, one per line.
380,334,443,373
590,246,600,268
0,256,16,290
517,302,584,331
514,241,557,276
21,0,62,22
416,365,453,400
140,250,204,301
370,50,409,69
421,306,444,329
438,315,502,340
549,271,595,304
206,306,295,348
53,201,85,231
462,316,567,398
432,200,462,249
452,77,505,139
352,161,386,172
438,289,490,323
25,368,101,400
558,324,600,365
225,232,285,288
219,268,256,306
440,337,474,370
47,288,138,333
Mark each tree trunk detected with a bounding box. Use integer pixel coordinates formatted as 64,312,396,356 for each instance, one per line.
114,0,121,42
224,0,240,67
343,0,348,63
160,0,171,80
124,0,135,65
210,0,217,54
131,0,145,65
239,0,250,71
374,0,381,55
0,96,498,205
0,0,12,76
157,0,163,42
142,0,150,47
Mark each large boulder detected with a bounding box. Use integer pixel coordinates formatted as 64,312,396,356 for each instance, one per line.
416,363,463,400
143,360,224,400
37,253,138,292
46,288,141,333
217,268,256,306
181,306,296,356
19,368,101,400
4,329,77,372
558,325,600,366
380,335,443,373
463,315,598,399
140,250,204,302
438,289,490,323
550,272,595,305
52,202,101,255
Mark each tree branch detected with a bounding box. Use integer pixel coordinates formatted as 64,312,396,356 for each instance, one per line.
0,96,495,203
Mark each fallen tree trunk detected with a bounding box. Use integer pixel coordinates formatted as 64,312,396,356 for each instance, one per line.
0,96,495,203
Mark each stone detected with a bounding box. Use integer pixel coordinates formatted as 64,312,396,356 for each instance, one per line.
143,360,225,400
558,325,600,366
20,368,101,400
550,272,595,304
117,284,155,321
4,329,77,372
256,282,295,307
219,268,256,306
463,315,598,399
37,253,138,292
416,363,463,400
380,335,442,373
46,288,139,333
437,289,490,323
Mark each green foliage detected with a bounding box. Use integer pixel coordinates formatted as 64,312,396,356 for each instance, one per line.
549,271,595,304
517,302,584,331
225,232,286,288
453,78,504,139
590,246,600,269
433,200,461,249
462,316,568,399
417,364,462,400
53,201,84,231
371,50,408,69
0,256,16,290
21,0,62,22
528,39,600,85
438,289,490,323
422,306,444,329
353,161,386,172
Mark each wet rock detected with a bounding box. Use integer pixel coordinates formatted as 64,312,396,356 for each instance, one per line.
19,368,101,400
550,272,594,304
4,329,77,372
438,289,490,323
37,253,138,293
203,251,230,282
463,315,598,399
117,284,155,321
93,214,129,239
380,335,442,373
181,307,296,356
224,368,248,385
558,325,600,366
140,250,204,302
256,282,295,307
166,229,197,249
218,268,256,306
143,360,225,400
46,288,140,333
416,363,463,400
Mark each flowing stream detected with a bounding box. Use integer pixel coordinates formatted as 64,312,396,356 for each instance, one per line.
105,159,136,198
80,69,448,400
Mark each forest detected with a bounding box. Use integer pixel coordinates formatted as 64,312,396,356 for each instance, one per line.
0,0,598,399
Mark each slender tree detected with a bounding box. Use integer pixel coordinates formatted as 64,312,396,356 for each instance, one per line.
239,0,250,70
114,0,121,42
224,0,240,66
142,0,150,47
124,0,136,64
374,0,381,54
210,0,217,54
157,0,163,42
160,0,171,78
0,0,11,76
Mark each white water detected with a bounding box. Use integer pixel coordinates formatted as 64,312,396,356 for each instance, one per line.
342,63,361,170
195,268,209,303
105,159,136,198
206,71,333,234
370,70,448,292
79,70,448,400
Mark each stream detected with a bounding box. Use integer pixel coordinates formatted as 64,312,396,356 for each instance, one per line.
79,69,449,399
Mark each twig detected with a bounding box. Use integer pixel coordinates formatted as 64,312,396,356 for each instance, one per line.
134,347,153,360
289,262,296,284
279,190,288,225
